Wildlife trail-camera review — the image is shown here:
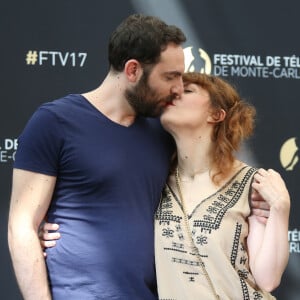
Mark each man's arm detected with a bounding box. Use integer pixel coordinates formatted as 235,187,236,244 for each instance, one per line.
8,168,56,300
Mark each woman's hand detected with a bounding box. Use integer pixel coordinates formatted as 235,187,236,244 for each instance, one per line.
252,168,290,214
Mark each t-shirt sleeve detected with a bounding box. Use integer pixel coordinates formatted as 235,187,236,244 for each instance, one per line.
14,106,64,176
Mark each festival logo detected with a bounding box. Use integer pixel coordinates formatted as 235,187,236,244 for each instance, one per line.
280,137,299,171
184,47,212,74
184,46,300,79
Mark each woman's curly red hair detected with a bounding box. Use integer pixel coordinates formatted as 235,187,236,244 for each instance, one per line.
181,72,256,184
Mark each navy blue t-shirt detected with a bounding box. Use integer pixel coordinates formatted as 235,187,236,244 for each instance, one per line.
14,94,174,299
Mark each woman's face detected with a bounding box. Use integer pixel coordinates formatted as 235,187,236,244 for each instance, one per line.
160,82,213,133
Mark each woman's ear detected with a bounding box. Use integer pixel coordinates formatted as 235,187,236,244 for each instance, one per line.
124,59,141,82
207,109,226,123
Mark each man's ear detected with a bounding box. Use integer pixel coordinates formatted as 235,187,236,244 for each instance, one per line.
207,109,226,123
124,59,142,82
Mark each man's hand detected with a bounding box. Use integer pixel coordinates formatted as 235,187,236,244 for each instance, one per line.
39,222,61,257
250,187,270,224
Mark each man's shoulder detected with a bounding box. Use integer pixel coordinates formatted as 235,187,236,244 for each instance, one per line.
41,94,82,111
35,94,90,121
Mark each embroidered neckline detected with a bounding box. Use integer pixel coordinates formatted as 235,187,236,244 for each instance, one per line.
166,165,255,218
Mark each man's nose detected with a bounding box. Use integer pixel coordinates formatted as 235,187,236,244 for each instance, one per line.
171,78,184,97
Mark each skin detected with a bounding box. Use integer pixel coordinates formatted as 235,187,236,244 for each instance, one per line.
160,82,290,292
8,171,56,299
248,169,290,291
7,43,185,300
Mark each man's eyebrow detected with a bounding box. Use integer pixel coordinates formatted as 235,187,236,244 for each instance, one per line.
165,71,183,77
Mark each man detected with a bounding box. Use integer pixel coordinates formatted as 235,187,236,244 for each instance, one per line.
8,14,186,299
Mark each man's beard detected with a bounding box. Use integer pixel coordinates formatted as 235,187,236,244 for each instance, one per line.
125,72,174,118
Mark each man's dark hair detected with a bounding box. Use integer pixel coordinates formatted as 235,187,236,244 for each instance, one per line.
108,14,186,72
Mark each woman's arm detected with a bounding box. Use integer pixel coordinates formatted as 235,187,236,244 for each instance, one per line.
247,168,290,292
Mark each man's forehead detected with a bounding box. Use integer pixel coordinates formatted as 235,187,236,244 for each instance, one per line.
153,56,184,74
158,45,184,70
160,45,184,60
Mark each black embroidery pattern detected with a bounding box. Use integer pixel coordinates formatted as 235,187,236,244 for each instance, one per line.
240,276,250,300
172,257,200,266
231,221,252,299
183,271,199,275
231,222,243,268
193,167,256,234
196,234,208,246
253,291,264,299
156,188,182,225
163,247,187,254
183,271,199,283
163,242,186,253
162,228,174,238
240,273,265,300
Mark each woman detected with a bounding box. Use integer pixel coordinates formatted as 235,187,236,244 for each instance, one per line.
155,72,290,299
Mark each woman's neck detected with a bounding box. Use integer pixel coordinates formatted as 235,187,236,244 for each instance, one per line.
174,130,213,180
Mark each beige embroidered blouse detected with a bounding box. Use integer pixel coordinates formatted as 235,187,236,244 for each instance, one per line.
155,166,276,300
